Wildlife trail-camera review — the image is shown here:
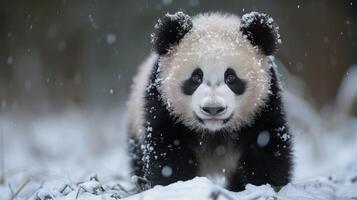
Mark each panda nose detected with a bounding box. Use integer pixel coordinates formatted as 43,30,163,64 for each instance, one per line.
201,106,226,116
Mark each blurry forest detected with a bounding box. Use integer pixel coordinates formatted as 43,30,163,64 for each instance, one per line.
0,0,356,114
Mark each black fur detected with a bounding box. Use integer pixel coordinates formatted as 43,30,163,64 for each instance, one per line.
139,61,199,186
130,60,293,191
129,136,144,178
181,68,203,95
240,12,280,55
152,12,193,55
227,66,292,191
224,68,247,95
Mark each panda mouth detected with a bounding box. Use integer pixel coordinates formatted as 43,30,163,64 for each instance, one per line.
194,113,233,124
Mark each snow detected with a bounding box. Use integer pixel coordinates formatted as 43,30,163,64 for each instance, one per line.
106,33,117,44
240,12,274,29
88,14,99,29
7,56,13,65
125,177,238,200
257,131,270,147
151,11,192,45
161,166,173,178
165,12,191,23
109,89,115,95
240,12,281,45
0,66,357,199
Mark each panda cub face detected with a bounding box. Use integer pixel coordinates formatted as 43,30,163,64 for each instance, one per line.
153,12,280,132
182,66,246,131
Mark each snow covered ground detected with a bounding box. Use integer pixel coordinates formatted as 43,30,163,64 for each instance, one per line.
0,66,357,200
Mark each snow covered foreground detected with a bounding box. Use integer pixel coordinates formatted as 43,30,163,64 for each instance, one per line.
27,175,357,200
1,66,357,200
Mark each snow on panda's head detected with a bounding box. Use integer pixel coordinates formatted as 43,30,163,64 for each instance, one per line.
152,11,280,132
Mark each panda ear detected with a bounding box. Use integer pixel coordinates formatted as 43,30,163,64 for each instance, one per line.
240,12,280,55
152,11,193,55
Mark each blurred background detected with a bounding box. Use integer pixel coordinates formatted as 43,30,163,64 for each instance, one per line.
0,1,357,199
0,0,356,114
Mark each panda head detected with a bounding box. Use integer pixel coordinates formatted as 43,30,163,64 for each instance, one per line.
152,11,280,132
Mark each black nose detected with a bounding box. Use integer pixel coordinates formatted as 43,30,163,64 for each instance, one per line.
202,106,226,115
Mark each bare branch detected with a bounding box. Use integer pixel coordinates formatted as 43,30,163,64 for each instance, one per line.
10,178,32,200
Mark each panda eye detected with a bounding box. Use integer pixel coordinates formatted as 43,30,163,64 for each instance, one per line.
224,68,246,95
190,68,203,84
225,74,236,84
182,68,203,95
191,74,202,84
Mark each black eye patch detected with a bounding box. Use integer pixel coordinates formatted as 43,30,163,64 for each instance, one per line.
224,68,246,95
181,68,203,95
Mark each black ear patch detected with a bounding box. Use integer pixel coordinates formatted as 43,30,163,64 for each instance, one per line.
152,12,193,55
240,12,280,55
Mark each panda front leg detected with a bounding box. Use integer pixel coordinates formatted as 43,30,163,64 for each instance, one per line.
227,135,293,191
143,136,199,187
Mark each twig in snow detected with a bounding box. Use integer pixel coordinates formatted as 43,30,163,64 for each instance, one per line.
75,184,105,199
34,191,54,200
110,193,122,200
75,176,105,199
10,178,32,200
210,191,221,200
59,184,74,195
89,174,99,182
133,176,151,192
8,183,15,196
211,188,237,200
111,183,130,194
75,187,81,199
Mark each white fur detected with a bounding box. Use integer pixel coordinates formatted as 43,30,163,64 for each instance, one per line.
159,13,271,133
190,66,236,131
127,54,158,139
128,12,272,138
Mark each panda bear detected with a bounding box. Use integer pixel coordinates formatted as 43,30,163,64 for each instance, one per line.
127,11,293,191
